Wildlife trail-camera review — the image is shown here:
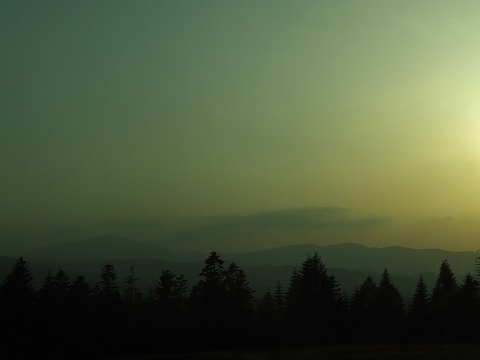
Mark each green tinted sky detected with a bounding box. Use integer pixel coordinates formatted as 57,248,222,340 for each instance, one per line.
1,1,480,253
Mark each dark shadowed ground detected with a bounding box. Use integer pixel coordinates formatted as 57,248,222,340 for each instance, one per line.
107,343,480,360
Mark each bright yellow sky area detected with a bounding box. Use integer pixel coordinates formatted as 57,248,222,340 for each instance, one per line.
1,1,479,253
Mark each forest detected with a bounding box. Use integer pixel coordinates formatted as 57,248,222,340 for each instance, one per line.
0,251,479,359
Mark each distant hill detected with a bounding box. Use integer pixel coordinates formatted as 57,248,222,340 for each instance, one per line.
225,242,477,276
25,234,205,262
8,235,476,300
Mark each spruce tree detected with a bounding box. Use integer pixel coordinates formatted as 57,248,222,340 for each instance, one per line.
376,268,404,337
123,265,140,304
430,260,458,339
408,275,429,320
274,281,286,310
431,260,457,309
286,253,344,343
0,257,35,306
0,257,36,356
189,251,228,346
350,276,378,338
457,273,480,338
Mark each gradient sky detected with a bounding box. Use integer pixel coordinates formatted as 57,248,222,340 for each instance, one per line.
1,1,480,254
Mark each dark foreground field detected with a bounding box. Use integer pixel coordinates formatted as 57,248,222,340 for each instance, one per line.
110,343,480,360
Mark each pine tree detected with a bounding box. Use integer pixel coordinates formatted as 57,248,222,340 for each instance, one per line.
98,263,120,303
189,251,228,346
376,268,404,337
53,269,71,296
199,251,225,286
0,257,36,356
286,253,345,343
350,276,378,338
224,262,255,307
274,281,286,310
475,251,480,283
0,257,35,306
69,275,91,305
431,260,457,309
430,260,458,339
123,265,140,304
256,290,277,344
154,270,188,306
39,270,55,303
457,273,480,338
408,275,429,319
224,262,255,344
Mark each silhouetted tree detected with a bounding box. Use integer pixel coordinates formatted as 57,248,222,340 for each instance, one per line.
94,263,122,356
123,265,140,304
39,270,55,302
36,269,72,355
456,273,480,339
0,257,35,307
256,290,277,345
189,251,228,347
408,276,430,320
286,253,345,343
376,268,404,339
274,281,286,310
98,263,120,303
0,257,36,357
149,270,189,349
67,275,93,353
406,275,431,341
224,262,255,345
350,276,378,339
189,252,255,348
431,260,457,308
430,260,458,339
69,275,91,302
39,269,70,308
154,270,188,308
475,251,480,284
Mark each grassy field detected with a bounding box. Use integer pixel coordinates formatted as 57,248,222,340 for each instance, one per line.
110,343,480,360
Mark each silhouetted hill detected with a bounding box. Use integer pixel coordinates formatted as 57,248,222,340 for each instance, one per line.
25,234,204,262
24,236,477,276
225,242,477,275
7,237,476,300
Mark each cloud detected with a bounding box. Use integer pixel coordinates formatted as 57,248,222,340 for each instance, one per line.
202,207,393,231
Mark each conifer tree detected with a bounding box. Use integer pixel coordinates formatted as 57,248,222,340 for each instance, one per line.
69,275,91,306
350,276,378,337
274,281,286,310
224,262,255,308
475,251,480,283
224,262,255,343
430,260,458,339
189,251,228,346
457,273,480,338
286,253,344,343
431,260,457,309
408,275,429,320
154,270,188,306
0,257,36,356
97,263,120,306
256,290,277,344
0,257,35,306
376,268,404,337
123,265,140,304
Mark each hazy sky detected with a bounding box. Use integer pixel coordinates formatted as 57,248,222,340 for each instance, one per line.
2,1,480,254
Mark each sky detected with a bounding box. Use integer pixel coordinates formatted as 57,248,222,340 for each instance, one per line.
1,1,480,254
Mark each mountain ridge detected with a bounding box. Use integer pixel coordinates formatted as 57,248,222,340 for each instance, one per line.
22,234,477,277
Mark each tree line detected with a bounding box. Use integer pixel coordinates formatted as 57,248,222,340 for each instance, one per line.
1,251,479,358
